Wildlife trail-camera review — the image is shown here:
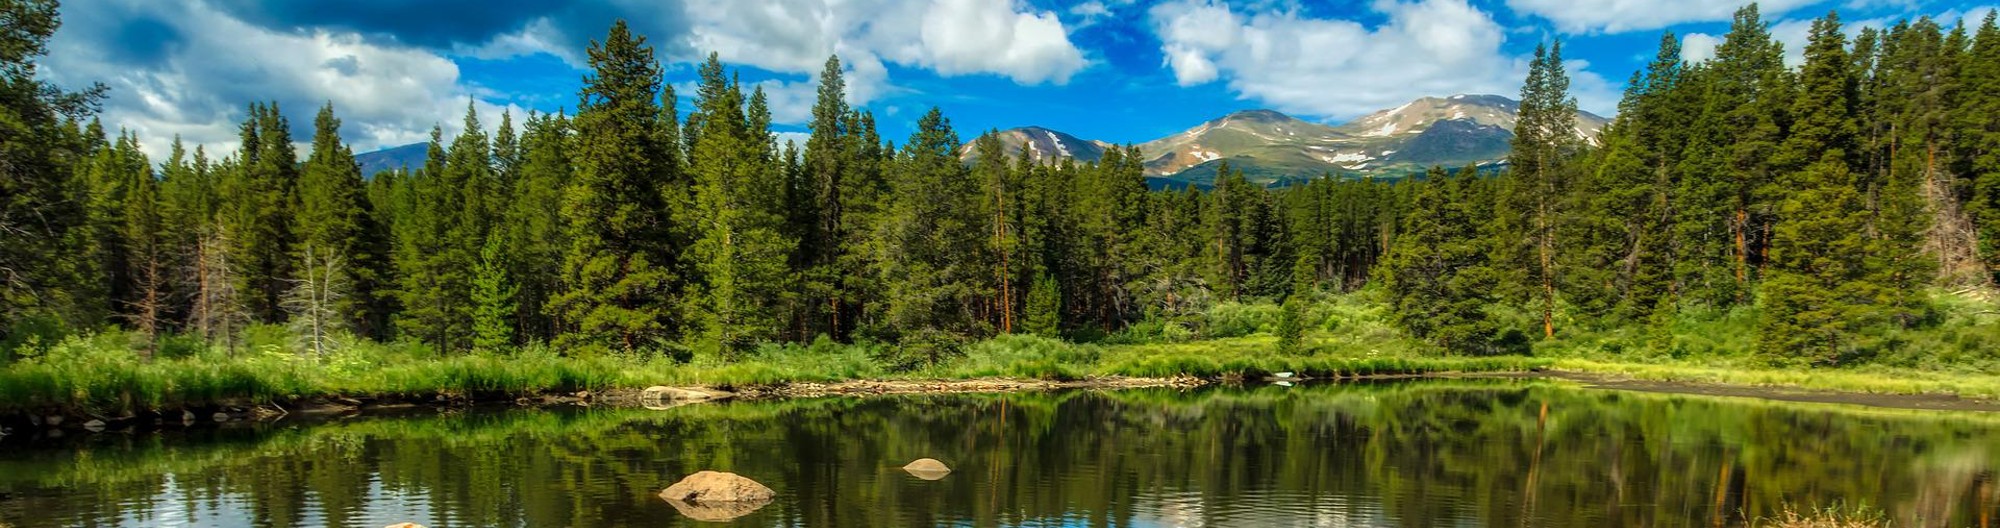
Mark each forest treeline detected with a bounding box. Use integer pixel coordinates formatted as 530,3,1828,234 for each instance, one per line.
5,3,2000,367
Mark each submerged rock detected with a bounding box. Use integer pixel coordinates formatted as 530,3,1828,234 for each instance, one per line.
902,458,952,480
659,471,775,521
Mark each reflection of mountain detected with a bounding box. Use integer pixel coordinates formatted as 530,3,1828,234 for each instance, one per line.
5,381,1997,527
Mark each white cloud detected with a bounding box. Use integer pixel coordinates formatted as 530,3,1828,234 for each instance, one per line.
1768,15,1896,68
1670,7,1990,69
912,0,1086,84
1680,33,1724,64
44,0,1086,159
482,0,1087,117
1506,0,1827,33
774,131,813,148
46,0,519,160
1150,0,1620,119
1071,2,1111,19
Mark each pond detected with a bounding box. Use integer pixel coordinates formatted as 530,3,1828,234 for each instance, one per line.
0,378,1996,527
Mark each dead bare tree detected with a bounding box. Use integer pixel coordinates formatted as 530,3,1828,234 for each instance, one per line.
284,244,348,358
1919,147,1988,290
190,226,248,356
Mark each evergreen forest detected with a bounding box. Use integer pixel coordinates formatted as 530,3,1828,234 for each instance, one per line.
7,2,2000,407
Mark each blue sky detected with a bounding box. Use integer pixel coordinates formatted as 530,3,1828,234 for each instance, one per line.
42,0,1998,160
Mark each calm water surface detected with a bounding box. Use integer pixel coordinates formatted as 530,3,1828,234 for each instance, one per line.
1,379,1997,527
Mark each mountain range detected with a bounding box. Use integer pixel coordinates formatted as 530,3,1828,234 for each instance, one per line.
967,94,1607,188
355,94,1608,188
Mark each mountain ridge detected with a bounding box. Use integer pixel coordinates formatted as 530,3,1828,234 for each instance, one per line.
953,93,1609,186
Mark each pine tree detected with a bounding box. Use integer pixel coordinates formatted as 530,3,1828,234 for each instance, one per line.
1866,19,1965,307
502,111,572,342
0,0,104,338
470,235,516,351
87,132,151,331
798,56,848,340
249,103,300,322
1760,13,1878,364
973,132,1022,333
685,56,793,358
551,21,680,351
874,107,987,340
1275,297,1304,354
1968,12,2000,280
294,103,386,336
158,138,213,333
493,109,521,196
1023,272,1062,338
393,127,468,350
1501,41,1581,339
118,139,166,345
1382,167,1498,355
1710,4,1792,299
447,101,495,252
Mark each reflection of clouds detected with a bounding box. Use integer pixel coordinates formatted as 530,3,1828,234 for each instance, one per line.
1127,489,1385,527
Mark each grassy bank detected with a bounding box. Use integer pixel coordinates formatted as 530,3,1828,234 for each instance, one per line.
5,290,2000,416
0,331,1549,415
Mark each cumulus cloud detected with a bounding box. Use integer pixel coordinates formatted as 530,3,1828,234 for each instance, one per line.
1507,0,1829,33
220,0,693,68
911,0,1086,83
46,0,1090,159
46,0,517,160
486,0,1087,119
1150,0,1620,119
1679,33,1724,64
674,0,1085,88
1507,0,1943,34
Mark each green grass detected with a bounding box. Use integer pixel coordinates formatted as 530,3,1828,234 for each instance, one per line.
7,289,2000,415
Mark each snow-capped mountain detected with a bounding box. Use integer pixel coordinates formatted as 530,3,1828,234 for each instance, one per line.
956,126,1115,165
1336,94,1607,144
947,94,1610,187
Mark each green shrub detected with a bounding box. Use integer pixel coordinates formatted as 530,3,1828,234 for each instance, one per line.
1202,302,1282,338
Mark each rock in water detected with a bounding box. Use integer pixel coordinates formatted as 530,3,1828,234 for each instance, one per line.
642,386,734,401
903,458,952,480
660,471,775,503
659,471,774,521
383,524,427,528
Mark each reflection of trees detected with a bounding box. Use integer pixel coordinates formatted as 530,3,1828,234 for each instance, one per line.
1,382,1998,527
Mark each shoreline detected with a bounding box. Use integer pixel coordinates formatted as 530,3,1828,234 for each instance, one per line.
7,362,1998,435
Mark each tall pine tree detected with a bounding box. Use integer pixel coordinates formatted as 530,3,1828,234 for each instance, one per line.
550,21,680,351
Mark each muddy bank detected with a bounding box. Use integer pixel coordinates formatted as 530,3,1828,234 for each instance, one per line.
1536,370,2000,412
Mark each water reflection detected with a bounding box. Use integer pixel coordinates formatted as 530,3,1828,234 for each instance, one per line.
0,379,1996,527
